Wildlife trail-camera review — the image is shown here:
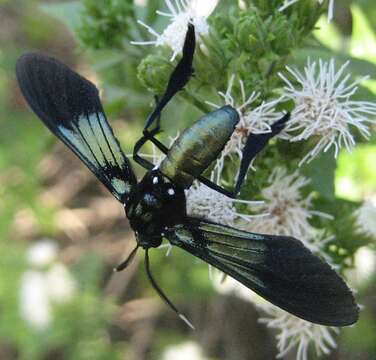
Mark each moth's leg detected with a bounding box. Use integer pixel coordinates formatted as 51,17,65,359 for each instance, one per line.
133,135,155,170
142,128,169,153
196,176,237,198
133,124,170,171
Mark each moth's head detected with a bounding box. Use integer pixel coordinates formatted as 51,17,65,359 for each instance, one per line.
135,231,162,249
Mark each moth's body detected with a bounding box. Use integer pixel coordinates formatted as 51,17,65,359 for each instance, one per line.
127,105,239,249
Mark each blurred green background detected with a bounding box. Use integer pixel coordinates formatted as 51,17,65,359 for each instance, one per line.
0,0,375,359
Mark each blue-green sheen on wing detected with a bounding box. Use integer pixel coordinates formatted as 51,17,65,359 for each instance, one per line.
166,217,359,327
16,53,137,203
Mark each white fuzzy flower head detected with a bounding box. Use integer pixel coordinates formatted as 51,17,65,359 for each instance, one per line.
206,75,283,175
257,303,339,360
20,241,76,330
20,270,52,330
186,180,262,227
247,167,332,252
280,59,376,165
279,0,335,21
356,199,376,239
132,0,215,61
46,264,77,304
162,341,205,360
27,239,58,268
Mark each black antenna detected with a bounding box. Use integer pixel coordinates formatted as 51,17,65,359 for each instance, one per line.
145,249,195,329
114,245,139,272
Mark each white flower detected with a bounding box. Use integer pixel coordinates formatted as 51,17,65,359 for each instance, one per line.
132,0,215,61
279,0,335,21
247,167,332,247
279,59,376,165
20,270,52,330
186,180,263,227
20,241,76,330
257,303,339,360
27,239,58,268
206,75,283,174
356,199,376,239
348,246,376,287
46,264,77,304
162,341,205,360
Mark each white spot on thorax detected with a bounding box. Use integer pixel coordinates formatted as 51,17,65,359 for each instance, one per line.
153,176,159,184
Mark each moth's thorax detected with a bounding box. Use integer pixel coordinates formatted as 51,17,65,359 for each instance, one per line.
125,169,186,249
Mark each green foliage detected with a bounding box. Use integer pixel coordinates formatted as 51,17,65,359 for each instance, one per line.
77,0,134,49
40,1,84,35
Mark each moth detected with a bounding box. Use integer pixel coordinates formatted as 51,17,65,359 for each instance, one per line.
16,24,358,328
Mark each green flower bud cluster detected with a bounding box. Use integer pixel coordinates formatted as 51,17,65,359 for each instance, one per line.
137,54,173,95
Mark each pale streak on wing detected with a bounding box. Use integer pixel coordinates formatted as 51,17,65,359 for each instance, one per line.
58,125,93,163
57,112,132,200
77,114,107,167
99,113,127,168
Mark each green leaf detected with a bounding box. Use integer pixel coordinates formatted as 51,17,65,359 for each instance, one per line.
301,148,336,200
40,1,84,33
313,197,370,268
358,0,376,34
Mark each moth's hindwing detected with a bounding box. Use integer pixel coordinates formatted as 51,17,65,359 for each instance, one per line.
16,53,137,203
166,218,359,327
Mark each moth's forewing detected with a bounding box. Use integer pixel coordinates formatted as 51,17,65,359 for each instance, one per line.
16,54,137,202
167,218,359,326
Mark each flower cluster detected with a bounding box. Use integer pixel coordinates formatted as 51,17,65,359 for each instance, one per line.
207,75,283,174
279,59,376,165
132,0,215,61
246,167,333,252
186,180,264,227
356,199,376,239
257,303,339,360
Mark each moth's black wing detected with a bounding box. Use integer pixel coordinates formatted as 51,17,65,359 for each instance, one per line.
144,23,195,130
16,53,137,203
235,112,290,194
166,218,359,326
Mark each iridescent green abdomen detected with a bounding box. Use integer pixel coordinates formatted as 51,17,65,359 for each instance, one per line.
159,105,239,188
